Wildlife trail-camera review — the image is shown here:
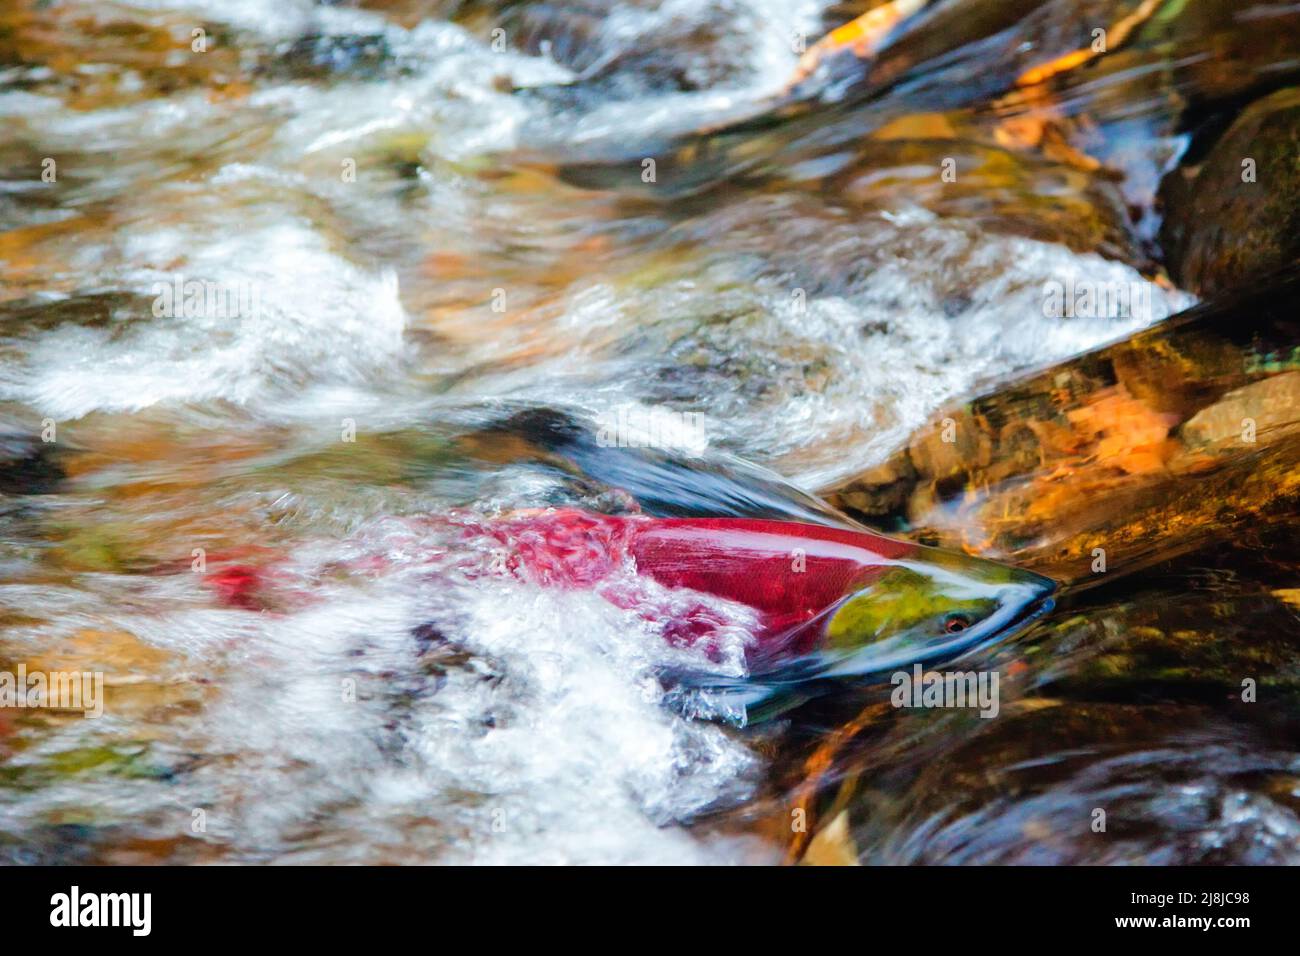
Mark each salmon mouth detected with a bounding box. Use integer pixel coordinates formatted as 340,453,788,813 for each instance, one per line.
959,572,1057,654
1007,587,1056,632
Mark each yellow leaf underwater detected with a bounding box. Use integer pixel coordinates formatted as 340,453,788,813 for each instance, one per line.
800,810,861,866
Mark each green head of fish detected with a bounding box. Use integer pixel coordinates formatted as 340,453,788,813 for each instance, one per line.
818,549,1055,678
671,543,1055,726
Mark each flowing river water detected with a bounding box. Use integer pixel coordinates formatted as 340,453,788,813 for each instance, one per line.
0,0,1295,864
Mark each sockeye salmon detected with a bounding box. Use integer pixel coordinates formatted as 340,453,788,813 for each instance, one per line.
468,508,1056,683
205,505,1054,718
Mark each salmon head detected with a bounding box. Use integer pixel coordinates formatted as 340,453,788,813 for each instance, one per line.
811,545,1056,679
663,523,1056,721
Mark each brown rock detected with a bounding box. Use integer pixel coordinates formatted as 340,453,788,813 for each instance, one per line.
1180,371,1300,448
1160,88,1300,297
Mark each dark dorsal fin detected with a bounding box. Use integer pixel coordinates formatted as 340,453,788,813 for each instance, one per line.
468,406,860,529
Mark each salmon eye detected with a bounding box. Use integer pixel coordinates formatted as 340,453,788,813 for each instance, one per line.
944,613,971,634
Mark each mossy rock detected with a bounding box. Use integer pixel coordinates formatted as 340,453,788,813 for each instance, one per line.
1160,87,1300,297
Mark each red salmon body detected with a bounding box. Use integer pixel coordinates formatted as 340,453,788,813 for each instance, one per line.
201,507,1054,692
473,509,918,662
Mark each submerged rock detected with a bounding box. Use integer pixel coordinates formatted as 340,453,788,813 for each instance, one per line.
796,0,1300,115
755,0,1300,259
823,265,1300,583
1160,87,1300,297
1181,373,1300,448
805,702,1300,864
